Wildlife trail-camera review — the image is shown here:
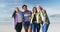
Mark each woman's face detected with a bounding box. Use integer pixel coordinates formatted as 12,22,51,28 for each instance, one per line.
33,7,37,13
37,5,42,12
15,7,19,12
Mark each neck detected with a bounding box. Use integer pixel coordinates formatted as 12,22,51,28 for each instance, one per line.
33,12,36,14
24,10,28,12
16,11,19,13
39,9,42,13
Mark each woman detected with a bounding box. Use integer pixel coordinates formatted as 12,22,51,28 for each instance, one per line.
37,5,50,32
30,7,42,32
12,7,24,32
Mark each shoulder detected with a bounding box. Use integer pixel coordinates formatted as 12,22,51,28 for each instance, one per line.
42,9,46,13
26,10,32,14
36,13,40,15
28,10,32,13
19,11,23,14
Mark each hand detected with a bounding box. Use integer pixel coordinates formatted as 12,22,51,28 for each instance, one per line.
44,22,48,24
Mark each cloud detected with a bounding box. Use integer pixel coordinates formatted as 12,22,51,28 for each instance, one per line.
0,3,6,8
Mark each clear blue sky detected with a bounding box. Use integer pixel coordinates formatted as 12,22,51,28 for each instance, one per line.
0,0,60,22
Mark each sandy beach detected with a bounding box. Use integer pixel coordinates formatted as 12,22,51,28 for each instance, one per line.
0,23,60,32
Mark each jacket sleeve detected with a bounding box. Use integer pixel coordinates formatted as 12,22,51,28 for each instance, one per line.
43,10,50,23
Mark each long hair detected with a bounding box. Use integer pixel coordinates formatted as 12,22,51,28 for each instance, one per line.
32,7,37,13
12,7,19,18
12,11,16,18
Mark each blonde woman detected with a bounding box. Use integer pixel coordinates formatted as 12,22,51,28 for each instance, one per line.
12,7,24,32
37,5,50,32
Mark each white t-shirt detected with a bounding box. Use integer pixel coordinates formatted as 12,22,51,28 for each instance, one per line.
40,12,44,22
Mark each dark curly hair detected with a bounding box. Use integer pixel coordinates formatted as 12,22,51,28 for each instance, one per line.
22,5,27,8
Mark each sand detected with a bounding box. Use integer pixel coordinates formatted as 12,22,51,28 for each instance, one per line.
0,23,60,32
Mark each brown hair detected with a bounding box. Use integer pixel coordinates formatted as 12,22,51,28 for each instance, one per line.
12,7,19,18
32,7,37,13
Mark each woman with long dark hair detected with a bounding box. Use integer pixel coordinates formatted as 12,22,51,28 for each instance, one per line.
30,7,42,32
12,7,24,32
